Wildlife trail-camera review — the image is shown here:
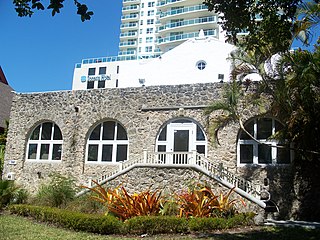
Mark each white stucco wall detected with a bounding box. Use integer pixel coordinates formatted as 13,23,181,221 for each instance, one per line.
72,36,235,90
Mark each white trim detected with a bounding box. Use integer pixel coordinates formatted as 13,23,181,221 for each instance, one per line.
237,118,291,167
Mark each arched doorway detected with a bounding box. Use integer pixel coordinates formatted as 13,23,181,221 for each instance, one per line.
155,118,207,157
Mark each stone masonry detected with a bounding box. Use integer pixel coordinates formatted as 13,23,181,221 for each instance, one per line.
3,82,295,218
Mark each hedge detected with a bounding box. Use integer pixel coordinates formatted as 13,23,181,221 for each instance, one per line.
9,204,255,235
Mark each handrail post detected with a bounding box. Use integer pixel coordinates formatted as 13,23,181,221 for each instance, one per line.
143,149,148,163
191,150,197,165
88,177,92,188
218,162,223,178
119,162,123,171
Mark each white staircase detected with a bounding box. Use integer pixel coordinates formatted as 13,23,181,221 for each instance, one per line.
77,150,267,208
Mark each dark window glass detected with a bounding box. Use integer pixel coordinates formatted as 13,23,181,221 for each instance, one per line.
196,145,205,154
117,124,128,140
90,124,101,140
116,79,119,87
117,66,120,74
41,123,52,140
258,144,272,164
158,145,166,152
98,80,105,88
240,144,253,164
28,144,38,159
196,126,205,141
40,144,50,160
53,125,62,140
277,145,291,164
102,122,115,140
116,145,127,162
52,144,62,160
30,125,40,140
88,68,95,75
87,81,94,89
257,118,272,139
99,67,106,75
102,145,113,162
172,119,192,123
240,120,254,140
158,126,167,141
88,144,98,161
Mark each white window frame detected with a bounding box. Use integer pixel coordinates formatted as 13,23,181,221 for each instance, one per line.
237,118,291,166
155,118,207,157
26,122,63,162
86,121,129,164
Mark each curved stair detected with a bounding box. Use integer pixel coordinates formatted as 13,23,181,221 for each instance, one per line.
77,150,267,208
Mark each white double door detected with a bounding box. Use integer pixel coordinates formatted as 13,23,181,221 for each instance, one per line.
167,122,196,153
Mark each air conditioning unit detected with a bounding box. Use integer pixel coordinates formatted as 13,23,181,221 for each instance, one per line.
7,172,15,181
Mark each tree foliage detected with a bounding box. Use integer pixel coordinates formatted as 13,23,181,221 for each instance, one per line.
271,44,320,160
204,0,302,54
13,0,93,21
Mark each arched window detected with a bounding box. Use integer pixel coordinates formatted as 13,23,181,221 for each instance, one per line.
27,122,63,161
86,121,129,163
237,118,291,165
156,118,207,155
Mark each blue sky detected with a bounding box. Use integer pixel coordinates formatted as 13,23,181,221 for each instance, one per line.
0,1,318,93
0,1,122,92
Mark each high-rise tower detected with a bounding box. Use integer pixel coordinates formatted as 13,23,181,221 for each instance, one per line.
120,0,221,59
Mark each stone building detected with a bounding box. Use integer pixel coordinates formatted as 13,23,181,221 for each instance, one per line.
3,82,297,219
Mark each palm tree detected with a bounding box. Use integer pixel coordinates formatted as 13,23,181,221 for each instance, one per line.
292,1,320,46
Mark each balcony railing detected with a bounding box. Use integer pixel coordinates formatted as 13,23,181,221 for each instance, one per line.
120,31,138,38
118,50,136,56
119,41,137,47
121,13,139,21
157,29,216,44
158,16,217,31
122,5,139,12
157,0,183,7
159,4,208,18
120,22,138,29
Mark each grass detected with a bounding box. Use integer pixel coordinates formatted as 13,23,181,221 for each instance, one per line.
1,214,320,240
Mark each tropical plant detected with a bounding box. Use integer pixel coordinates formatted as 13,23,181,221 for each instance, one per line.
212,188,246,218
176,185,218,218
271,45,320,160
36,173,78,208
0,180,19,209
82,180,162,220
293,1,320,46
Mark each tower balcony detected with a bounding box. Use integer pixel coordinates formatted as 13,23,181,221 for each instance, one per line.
118,50,137,56
122,5,140,13
119,41,137,48
157,0,203,11
120,22,139,30
158,16,217,34
120,31,138,39
156,29,217,46
121,13,139,22
123,0,141,6
158,4,209,21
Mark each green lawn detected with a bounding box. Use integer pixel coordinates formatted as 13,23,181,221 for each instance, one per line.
1,214,320,240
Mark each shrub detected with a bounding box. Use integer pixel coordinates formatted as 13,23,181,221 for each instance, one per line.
65,194,105,214
0,180,18,209
8,204,255,235
36,173,78,208
13,188,29,204
188,213,254,231
125,216,188,235
9,204,123,234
